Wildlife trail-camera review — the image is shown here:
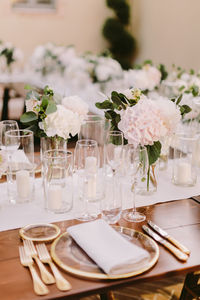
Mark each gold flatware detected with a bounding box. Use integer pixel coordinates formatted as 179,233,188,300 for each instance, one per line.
147,220,190,255
142,225,188,262
36,243,72,291
19,246,49,296
23,240,55,284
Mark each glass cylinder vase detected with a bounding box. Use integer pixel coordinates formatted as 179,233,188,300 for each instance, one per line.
40,136,67,161
42,150,73,213
5,129,35,204
78,114,110,168
172,133,198,186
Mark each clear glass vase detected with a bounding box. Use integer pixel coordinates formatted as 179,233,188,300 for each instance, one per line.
40,136,67,161
136,163,157,196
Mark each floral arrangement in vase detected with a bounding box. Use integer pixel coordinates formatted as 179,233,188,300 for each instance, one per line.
96,87,191,191
20,85,89,143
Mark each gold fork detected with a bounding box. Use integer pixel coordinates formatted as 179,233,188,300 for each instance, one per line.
19,246,49,296
36,243,72,291
23,240,55,284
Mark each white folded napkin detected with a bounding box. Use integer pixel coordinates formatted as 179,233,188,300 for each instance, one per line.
67,219,150,275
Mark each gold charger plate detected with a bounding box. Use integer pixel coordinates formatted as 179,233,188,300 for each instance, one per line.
19,223,61,242
51,226,159,280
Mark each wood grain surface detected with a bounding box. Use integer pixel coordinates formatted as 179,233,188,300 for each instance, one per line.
0,199,199,300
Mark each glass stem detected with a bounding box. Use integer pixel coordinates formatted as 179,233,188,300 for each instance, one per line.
131,179,136,215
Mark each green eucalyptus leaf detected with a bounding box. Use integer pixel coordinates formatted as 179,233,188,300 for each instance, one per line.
176,94,182,105
95,100,113,110
158,64,168,81
111,91,126,109
191,85,199,97
46,101,57,115
41,96,49,109
20,111,38,124
26,90,40,100
181,104,192,115
178,85,185,92
146,141,161,165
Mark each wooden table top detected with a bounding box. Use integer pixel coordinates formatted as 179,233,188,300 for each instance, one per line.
0,198,199,300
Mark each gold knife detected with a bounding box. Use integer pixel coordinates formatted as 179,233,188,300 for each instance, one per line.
142,225,188,262
147,220,190,255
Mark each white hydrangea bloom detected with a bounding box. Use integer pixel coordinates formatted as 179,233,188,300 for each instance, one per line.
39,105,82,139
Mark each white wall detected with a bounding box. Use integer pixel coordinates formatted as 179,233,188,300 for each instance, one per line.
131,0,200,71
1,0,200,71
0,0,110,61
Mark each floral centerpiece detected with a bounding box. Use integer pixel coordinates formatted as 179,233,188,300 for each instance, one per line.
123,61,163,92
20,85,89,151
0,40,23,73
29,43,77,77
96,87,191,191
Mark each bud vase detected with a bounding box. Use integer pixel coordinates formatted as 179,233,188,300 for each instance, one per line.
136,163,157,195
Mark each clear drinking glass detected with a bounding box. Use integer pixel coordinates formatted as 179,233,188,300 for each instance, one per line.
42,150,73,213
0,120,19,150
5,129,34,204
122,145,148,222
74,139,100,221
78,114,110,168
103,131,124,224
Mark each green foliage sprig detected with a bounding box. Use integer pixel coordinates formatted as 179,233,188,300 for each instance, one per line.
96,90,161,165
20,85,57,138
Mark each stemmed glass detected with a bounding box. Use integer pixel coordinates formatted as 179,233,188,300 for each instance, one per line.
122,145,149,222
74,139,100,221
0,120,19,151
106,131,124,175
103,131,124,224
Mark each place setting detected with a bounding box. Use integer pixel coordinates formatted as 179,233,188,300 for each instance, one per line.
1,2,200,298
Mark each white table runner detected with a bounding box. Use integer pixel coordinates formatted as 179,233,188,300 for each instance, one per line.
0,163,200,232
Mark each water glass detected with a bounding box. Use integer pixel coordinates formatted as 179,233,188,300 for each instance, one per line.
5,129,34,204
172,133,198,186
74,139,102,221
42,150,73,213
101,174,122,224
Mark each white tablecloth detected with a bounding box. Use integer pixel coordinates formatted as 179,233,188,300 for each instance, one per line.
0,163,199,232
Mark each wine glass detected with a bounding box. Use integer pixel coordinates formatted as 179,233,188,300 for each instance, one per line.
74,139,100,221
103,131,124,224
106,131,124,175
0,120,19,151
122,145,149,222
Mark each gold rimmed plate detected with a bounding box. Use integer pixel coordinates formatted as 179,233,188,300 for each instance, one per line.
19,223,61,242
51,226,159,280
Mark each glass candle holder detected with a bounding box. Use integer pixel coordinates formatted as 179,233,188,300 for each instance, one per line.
78,114,110,168
5,129,34,204
172,133,198,186
42,150,73,213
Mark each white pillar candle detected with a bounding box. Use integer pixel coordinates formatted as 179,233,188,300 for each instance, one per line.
176,162,192,184
16,170,30,200
85,156,97,173
85,156,97,199
48,185,62,210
